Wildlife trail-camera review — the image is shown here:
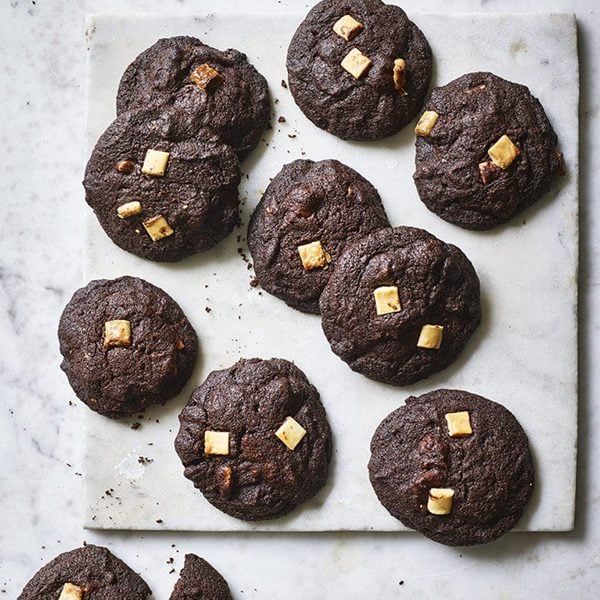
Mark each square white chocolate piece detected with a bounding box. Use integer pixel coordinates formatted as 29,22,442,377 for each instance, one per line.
417,324,444,349
298,240,331,271
414,110,439,136
141,149,170,176
117,200,142,219
488,134,520,169
427,488,455,515
373,286,402,315
204,431,230,456
393,58,408,95
341,48,372,80
103,320,131,348
445,411,473,437
333,15,363,41
275,416,307,451
142,214,174,241
59,584,84,600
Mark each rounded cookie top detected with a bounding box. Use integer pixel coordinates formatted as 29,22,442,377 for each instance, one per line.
17,544,151,600
169,554,232,600
413,71,563,230
117,36,271,160
286,0,432,140
248,159,390,314
58,276,198,418
175,357,332,521
319,226,481,386
84,105,240,263
368,389,535,546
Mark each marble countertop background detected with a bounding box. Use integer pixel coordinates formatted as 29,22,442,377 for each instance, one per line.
0,0,597,598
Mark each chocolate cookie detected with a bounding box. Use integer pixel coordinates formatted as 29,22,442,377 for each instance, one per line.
116,36,271,160
17,544,151,599
319,226,481,385
170,554,233,600
175,358,332,521
84,105,240,262
58,276,197,418
413,72,563,230
368,389,535,545
248,159,390,313
286,0,432,140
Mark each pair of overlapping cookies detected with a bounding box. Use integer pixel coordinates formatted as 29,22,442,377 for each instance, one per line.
58,0,565,568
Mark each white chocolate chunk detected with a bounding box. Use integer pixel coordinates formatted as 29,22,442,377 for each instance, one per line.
204,431,230,456
333,14,363,41
393,58,408,95
341,48,372,79
427,488,455,515
275,416,307,450
445,411,473,437
141,149,170,176
117,200,142,219
103,320,131,348
59,583,84,600
142,214,174,241
417,324,444,349
414,111,439,136
488,134,520,169
373,286,402,315
298,240,331,271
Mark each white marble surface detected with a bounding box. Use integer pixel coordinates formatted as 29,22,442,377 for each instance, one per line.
0,0,598,598
83,12,577,533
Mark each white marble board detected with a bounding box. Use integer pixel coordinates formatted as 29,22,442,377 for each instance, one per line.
83,12,578,532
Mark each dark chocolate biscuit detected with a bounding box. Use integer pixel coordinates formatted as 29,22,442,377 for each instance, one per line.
17,544,151,599
286,0,432,140
319,226,481,385
368,389,535,546
175,358,332,521
58,276,198,418
116,36,271,160
413,72,563,230
247,159,390,314
169,554,233,600
84,105,240,262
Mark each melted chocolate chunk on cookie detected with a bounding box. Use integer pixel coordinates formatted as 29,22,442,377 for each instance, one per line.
369,389,535,546
175,358,332,521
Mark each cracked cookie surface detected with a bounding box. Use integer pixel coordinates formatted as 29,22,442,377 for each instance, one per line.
319,226,481,386
175,358,332,521
368,389,535,546
18,545,151,600
286,0,432,140
117,36,271,160
413,72,562,230
58,276,197,418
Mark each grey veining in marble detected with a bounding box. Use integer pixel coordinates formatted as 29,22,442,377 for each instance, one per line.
83,12,578,533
